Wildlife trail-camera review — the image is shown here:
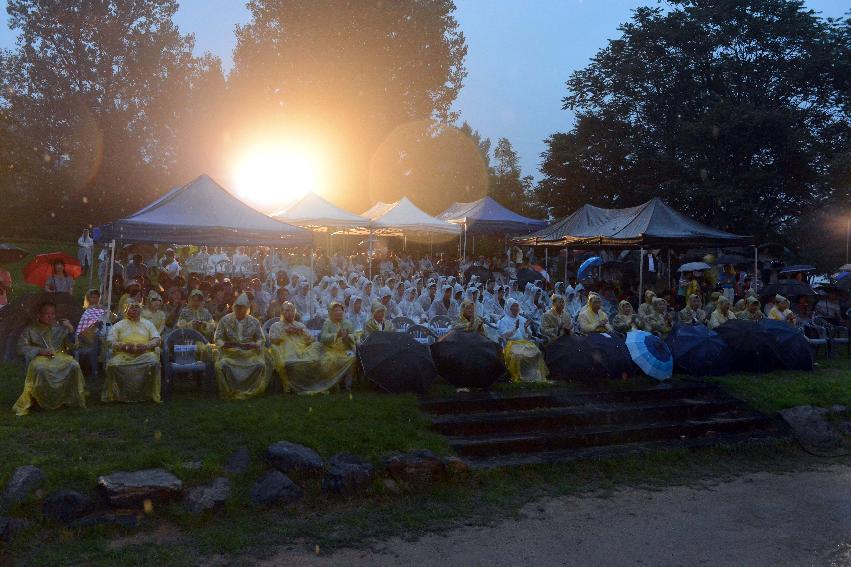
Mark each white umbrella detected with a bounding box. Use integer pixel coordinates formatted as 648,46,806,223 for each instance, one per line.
677,261,712,272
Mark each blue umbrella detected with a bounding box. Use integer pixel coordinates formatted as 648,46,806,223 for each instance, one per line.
665,324,731,376
626,330,673,380
577,256,602,279
756,319,813,371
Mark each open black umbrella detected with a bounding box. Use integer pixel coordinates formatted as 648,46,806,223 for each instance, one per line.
430,330,505,388
756,319,813,371
665,324,731,377
358,332,438,394
515,267,540,289
714,320,785,373
761,279,818,302
0,244,29,264
544,333,632,383
778,264,816,275
464,266,493,285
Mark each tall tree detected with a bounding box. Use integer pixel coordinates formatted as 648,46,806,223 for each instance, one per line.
490,137,541,217
0,0,206,235
534,0,850,242
230,0,467,211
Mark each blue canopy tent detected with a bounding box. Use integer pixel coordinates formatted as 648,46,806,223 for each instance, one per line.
437,196,547,261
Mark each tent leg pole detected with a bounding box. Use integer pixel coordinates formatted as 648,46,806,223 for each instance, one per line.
667,249,671,292
563,248,567,285
753,245,758,292
368,231,373,280
106,240,116,318
639,247,645,306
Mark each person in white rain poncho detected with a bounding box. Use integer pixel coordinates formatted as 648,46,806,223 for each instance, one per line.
565,286,583,320
378,287,400,319
399,287,427,323
347,295,369,332
497,299,549,383
419,280,438,311
429,285,456,319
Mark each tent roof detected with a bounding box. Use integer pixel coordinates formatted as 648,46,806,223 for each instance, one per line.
513,198,750,248
436,196,547,235
271,192,367,230
348,197,460,235
95,174,312,246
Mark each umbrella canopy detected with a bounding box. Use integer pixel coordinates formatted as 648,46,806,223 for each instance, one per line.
664,324,731,377
23,253,82,288
76,307,107,335
760,279,818,302
577,256,602,279
0,244,29,264
714,320,785,373
544,333,633,383
430,330,505,388
625,330,673,380
677,261,712,272
838,264,851,272
358,332,438,394
515,267,541,289
779,264,816,275
464,266,493,284
756,319,813,372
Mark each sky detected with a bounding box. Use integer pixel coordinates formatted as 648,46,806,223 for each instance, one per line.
0,0,846,180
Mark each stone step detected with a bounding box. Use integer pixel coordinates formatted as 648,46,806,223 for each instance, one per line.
431,398,744,437
463,429,791,469
448,414,777,458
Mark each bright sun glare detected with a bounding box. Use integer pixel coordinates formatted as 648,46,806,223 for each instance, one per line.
233,144,322,212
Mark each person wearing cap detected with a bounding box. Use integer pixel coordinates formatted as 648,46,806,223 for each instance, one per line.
678,294,707,326
453,299,486,335
637,290,656,318
103,298,162,403
142,290,166,334
363,301,396,338
268,301,330,394
117,279,143,318
642,297,673,337
320,302,358,389
213,293,269,400
541,294,574,343
177,289,216,340
709,296,736,329
768,294,797,326
13,301,86,415
498,298,549,382
578,293,613,334
738,296,765,321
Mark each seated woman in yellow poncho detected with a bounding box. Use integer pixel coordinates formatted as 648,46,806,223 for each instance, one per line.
103,298,162,403
540,294,573,343
213,293,269,400
13,301,86,415
577,293,613,334
141,290,166,334
268,301,338,394
320,302,358,390
497,298,548,382
768,294,797,327
176,289,216,362
363,301,396,339
453,299,486,335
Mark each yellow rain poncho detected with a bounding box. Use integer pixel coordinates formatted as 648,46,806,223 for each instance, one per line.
362,301,396,338
642,297,672,337
268,302,337,394
452,299,486,335
540,295,572,343
768,294,797,326
611,300,641,335
577,293,612,334
176,290,216,362
141,291,166,334
213,294,269,400
709,297,736,329
103,302,162,403
319,303,358,390
497,299,549,383
13,321,86,415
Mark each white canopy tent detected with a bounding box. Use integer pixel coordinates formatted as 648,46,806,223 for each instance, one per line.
271,192,368,231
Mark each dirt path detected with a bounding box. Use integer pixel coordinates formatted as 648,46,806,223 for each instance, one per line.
257,465,851,567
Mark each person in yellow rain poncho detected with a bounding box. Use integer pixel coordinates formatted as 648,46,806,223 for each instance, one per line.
103,298,162,403
141,290,167,334
497,298,549,383
768,294,797,327
453,299,486,335
611,300,642,335
637,290,656,318
213,293,269,400
540,294,573,344
177,289,216,362
643,297,673,337
577,293,613,334
13,301,86,415
268,301,337,394
363,301,396,339
709,296,736,329
320,302,358,390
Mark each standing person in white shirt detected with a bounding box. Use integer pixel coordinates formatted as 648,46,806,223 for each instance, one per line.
77,228,94,275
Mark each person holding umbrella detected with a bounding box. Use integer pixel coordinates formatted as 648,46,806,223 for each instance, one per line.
103,298,162,403
12,301,86,415
44,260,74,294
453,299,486,335
498,299,548,382
540,294,573,343
578,293,613,334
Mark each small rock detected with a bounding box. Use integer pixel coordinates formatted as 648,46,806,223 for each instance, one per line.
382,478,401,495
97,469,183,507
42,490,92,524
383,450,446,486
0,516,31,541
225,447,251,474
181,461,203,471
266,441,324,474
71,510,142,530
779,405,843,449
4,465,45,505
185,477,230,515
443,456,471,477
250,471,303,506
321,454,375,496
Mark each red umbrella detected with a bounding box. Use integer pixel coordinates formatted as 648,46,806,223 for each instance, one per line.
23,253,82,288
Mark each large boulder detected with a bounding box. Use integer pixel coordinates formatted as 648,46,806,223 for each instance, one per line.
383,450,446,486
250,471,303,506
42,490,93,524
779,405,843,450
97,469,183,507
4,465,45,505
225,447,251,475
321,454,375,496
184,477,230,515
265,441,324,474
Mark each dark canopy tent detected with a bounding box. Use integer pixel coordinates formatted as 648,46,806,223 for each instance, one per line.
95,174,312,247
437,196,547,235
